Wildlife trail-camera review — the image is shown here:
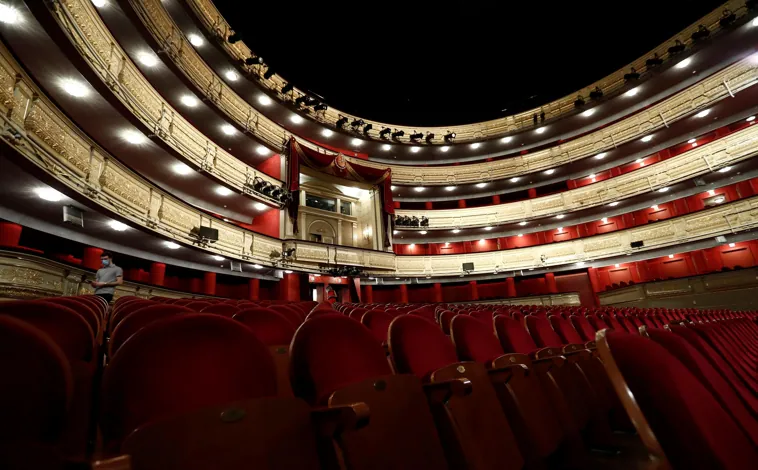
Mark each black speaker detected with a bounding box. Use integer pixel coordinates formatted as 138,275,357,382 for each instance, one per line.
462,262,474,271
630,240,644,248
198,226,219,241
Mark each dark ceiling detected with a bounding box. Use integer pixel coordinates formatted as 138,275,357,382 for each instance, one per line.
214,0,724,127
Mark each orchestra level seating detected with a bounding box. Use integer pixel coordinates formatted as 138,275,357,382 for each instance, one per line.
0,294,756,469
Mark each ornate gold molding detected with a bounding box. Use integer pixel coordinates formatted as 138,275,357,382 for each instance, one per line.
184,0,744,142
128,0,757,185
396,122,757,228
49,0,282,197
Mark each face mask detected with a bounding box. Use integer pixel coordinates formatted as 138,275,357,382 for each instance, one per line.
101,259,109,267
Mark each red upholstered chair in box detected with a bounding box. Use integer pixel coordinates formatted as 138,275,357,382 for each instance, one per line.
389,315,524,470
199,303,239,317
47,297,103,344
596,330,758,469
348,307,369,322
644,328,758,447
360,310,393,347
101,315,279,449
233,308,297,396
108,305,193,357
0,315,73,469
450,314,587,468
290,314,449,470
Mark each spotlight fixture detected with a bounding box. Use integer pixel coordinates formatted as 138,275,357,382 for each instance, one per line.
391,129,405,139
313,103,328,112
646,53,663,68
281,83,294,94
668,40,686,55
294,95,308,106
425,132,435,143
227,32,242,44
409,131,423,142
244,56,264,66
336,116,349,128
691,24,709,42
624,67,640,81
379,127,391,139
350,119,365,130
263,68,275,80
444,132,456,143
589,87,603,100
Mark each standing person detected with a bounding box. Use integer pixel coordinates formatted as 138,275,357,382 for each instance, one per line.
90,251,123,303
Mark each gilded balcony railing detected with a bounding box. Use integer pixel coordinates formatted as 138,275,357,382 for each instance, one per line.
185,0,745,142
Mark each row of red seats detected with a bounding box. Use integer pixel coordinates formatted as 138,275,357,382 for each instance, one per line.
4,294,756,468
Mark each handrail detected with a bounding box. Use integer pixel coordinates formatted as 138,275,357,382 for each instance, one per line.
118,0,758,184
395,121,758,229
183,0,746,142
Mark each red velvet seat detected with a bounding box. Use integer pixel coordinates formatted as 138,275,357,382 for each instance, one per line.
110,300,156,333
348,307,369,322
645,328,758,447
0,315,73,469
569,314,597,341
47,297,102,344
290,314,449,469
199,303,239,317
389,314,524,470
182,301,213,311
360,310,393,346
450,314,587,468
101,314,278,449
109,305,193,357
596,330,758,469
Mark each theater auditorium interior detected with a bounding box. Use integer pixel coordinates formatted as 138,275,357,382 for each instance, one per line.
1,0,758,468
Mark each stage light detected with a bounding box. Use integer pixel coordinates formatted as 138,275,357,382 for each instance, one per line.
215,186,233,196
445,186,456,191
410,146,420,153
414,187,425,192
544,169,555,175
501,136,513,143
555,214,564,219
256,146,270,156
452,229,460,234
379,127,391,138
391,130,405,139
535,127,546,134
263,68,275,79
608,201,619,207
227,32,242,44
336,116,349,128
594,152,607,160
510,177,519,183
444,132,456,143
675,58,691,69
687,138,696,144
651,205,659,211
164,241,181,249
281,83,294,94
409,131,423,141
484,226,493,231
381,144,391,151
313,103,328,111
350,119,365,129
718,166,732,173
363,123,373,133
289,114,304,124
658,187,669,193
440,146,449,152
109,220,128,231
257,95,272,106
581,108,595,117
601,217,608,223
476,183,487,188
91,0,107,7
121,130,147,145
748,116,756,122
351,138,363,147
221,124,236,136
425,132,435,143
294,95,307,106
470,142,481,149
624,87,639,97
212,255,225,261
695,109,710,118
321,129,333,138
641,135,653,143
519,221,527,226
419,231,427,235
254,202,268,211
224,70,239,81
252,264,263,269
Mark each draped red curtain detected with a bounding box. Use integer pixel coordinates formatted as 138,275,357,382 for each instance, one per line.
287,139,394,246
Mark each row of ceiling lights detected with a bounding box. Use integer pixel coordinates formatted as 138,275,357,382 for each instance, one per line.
393,113,755,192
34,185,267,268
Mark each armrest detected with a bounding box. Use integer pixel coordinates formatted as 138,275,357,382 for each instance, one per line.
531,355,567,373
488,363,529,385
91,455,131,470
311,402,370,438
423,377,472,405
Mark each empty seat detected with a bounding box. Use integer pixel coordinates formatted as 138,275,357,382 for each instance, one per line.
0,315,73,469
110,300,156,333
199,304,239,317
101,314,278,448
360,310,393,346
108,304,193,357
389,314,524,470
182,301,212,311
290,314,449,469
596,330,758,469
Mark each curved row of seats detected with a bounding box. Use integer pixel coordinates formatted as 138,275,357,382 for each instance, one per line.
2,294,756,469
